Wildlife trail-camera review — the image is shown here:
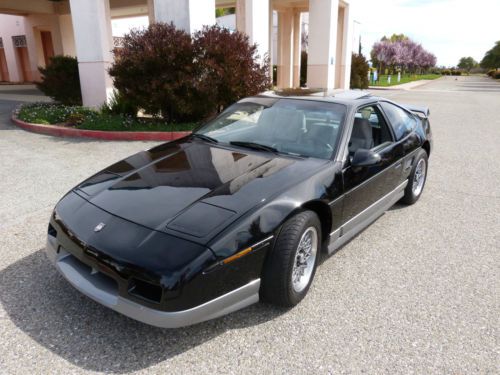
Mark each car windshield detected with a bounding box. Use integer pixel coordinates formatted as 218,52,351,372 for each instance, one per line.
195,98,347,159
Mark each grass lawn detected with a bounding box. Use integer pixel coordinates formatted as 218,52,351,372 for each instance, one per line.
16,103,197,132
370,73,441,87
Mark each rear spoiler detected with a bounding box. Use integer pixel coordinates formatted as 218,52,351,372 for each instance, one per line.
403,104,430,118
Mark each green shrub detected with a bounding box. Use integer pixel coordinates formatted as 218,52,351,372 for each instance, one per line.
36,56,82,105
441,69,451,75
101,90,138,116
16,102,196,131
487,69,497,77
300,51,308,87
350,53,369,89
17,102,97,124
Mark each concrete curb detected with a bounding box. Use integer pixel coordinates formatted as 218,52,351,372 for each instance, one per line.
369,78,439,91
11,115,191,141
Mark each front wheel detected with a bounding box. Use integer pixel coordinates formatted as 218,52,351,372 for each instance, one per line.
261,211,321,307
400,148,428,205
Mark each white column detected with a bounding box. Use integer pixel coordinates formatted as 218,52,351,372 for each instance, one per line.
148,0,215,34
268,2,274,81
340,3,353,89
236,0,270,62
292,11,302,87
307,0,339,90
276,10,293,88
69,0,113,107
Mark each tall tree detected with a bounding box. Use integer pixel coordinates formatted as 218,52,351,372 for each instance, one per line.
457,57,478,72
371,37,436,74
480,41,500,69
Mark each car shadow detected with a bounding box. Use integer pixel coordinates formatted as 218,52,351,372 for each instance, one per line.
0,249,287,373
388,202,407,211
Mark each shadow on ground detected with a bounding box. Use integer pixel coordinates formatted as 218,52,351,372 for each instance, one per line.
0,249,286,373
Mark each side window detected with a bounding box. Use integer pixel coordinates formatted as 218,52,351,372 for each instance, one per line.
380,102,416,140
349,106,392,155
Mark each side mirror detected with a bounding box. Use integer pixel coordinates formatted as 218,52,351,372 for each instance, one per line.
350,148,381,167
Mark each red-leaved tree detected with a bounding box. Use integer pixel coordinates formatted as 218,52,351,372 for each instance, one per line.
109,23,204,122
109,23,271,123
193,25,271,114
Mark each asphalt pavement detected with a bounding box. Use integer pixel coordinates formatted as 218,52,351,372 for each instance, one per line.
0,76,498,374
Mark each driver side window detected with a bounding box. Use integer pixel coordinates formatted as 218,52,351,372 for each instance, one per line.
349,105,393,155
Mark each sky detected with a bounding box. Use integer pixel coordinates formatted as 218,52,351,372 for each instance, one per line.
354,0,500,67
111,16,148,37
111,0,500,68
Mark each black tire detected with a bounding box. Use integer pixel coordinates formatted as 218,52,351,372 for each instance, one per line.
400,148,428,205
261,210,321,307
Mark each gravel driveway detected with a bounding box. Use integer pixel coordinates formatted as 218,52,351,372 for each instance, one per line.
0,77,498,374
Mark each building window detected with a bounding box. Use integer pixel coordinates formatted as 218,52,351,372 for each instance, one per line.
12,35,27,48
113,37,124,49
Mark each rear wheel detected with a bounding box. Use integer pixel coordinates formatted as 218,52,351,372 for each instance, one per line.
401,148,428,205
261,211,321,307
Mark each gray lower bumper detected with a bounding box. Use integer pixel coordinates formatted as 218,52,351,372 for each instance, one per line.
45,236,260,328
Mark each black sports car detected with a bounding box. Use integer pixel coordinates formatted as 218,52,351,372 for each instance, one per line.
46,91,432,328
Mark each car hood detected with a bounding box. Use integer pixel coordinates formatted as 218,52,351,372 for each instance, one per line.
75,139,328,242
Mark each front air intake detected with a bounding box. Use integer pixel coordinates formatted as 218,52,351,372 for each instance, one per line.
48,223,57,237
128,278,162,304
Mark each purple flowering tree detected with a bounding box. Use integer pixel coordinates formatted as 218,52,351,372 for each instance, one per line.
370,36,436,74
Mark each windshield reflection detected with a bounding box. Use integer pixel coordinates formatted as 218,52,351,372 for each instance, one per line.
197,99,347,160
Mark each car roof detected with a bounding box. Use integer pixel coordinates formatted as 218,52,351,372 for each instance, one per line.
251,89,382,107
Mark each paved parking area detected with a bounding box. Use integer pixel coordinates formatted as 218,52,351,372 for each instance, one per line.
0,77,498,374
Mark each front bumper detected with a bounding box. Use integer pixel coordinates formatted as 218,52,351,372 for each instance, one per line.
46,235,260,328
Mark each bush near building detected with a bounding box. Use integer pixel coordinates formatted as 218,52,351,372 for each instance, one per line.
300,51,308,87
350,53,369,89
109,23,270,123
109,23,199,123
36,56,82,106
193,25,270,115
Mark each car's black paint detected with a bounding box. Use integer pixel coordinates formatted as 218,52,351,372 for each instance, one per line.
50,94,431,312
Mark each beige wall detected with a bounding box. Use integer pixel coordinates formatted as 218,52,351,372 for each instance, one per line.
0,15,27,82
58,14,76,56
25,14,65,80
0,13,68,82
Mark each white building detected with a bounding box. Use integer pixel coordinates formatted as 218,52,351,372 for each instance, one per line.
0,0,355,107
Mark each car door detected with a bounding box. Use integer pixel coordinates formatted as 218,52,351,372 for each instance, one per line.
340,104,405,230
379,101,422,180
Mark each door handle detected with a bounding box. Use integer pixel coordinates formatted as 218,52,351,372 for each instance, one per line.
394,161,402,169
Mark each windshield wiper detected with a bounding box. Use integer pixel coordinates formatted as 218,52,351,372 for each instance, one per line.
229,141,279,153
192,133,218,143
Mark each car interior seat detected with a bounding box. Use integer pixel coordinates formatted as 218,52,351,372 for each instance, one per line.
349,118,374,154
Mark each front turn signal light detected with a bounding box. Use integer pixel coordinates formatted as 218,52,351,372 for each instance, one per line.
222,247,253,265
